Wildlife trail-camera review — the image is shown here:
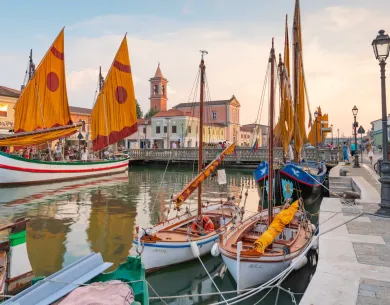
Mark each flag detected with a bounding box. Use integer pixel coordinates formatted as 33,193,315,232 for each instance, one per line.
251,139,259,152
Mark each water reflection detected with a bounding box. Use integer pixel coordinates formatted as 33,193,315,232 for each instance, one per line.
0,166,318,304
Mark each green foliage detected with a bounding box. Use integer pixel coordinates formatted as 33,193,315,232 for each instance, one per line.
136,100,143,119
144,108,159,119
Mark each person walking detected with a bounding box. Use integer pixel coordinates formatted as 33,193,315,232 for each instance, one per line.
343,142,349,162
367,143,374,165
350,142,356,158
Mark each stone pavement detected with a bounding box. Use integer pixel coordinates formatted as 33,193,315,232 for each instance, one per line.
300,161,390,305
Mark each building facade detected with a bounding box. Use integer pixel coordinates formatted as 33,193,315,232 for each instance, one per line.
370,117,390,147
0,86,19,134
149,64,168,112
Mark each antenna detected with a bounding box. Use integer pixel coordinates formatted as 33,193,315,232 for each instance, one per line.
200,50,208,60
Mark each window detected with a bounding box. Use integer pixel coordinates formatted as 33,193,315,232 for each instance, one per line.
162,85,165,96
154,105,157,111
164,126,167,133
153,85,158,95
188,126,192,133
0,104,7,117
156,126,161,134
212,111,217,120
172,126,177,133
143,127,146,133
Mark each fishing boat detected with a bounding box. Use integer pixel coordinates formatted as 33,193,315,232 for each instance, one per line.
254,1,326,205
134,51,240,272
0,29,137,186
217,38,313,290
0,218,34,299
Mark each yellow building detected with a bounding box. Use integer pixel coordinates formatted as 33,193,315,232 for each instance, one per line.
0,86,19,135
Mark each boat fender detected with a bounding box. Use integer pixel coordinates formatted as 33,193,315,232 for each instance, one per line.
292,255,308,271
311,224,316,232
311,237,319,250
190,241,200,258
211,243,220,257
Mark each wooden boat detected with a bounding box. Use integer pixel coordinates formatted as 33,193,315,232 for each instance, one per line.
134,52,240,272
0,29,138,186
0,218,34,300
254,1,326,204
218,37,313,290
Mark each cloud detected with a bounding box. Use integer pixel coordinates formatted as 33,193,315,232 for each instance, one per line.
1,4,390,136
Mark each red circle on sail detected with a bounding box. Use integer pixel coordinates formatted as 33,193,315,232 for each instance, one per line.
46,72,59,92
115,86,127,104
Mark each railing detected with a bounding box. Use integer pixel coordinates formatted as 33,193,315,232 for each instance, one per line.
127,147,342,163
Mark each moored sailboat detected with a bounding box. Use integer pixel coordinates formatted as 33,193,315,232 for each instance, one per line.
254,1,326,205
0,30,138,186
134,51,240,272
218,39,313,290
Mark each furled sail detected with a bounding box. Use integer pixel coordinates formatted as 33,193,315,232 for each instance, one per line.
253,200,299,254
174,143,236,208
91,35,138,151
307,107,329,145
293,0,308,160
14,28,72,133
274,15,294,155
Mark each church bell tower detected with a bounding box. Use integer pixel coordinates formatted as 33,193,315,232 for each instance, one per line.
149,63,168,112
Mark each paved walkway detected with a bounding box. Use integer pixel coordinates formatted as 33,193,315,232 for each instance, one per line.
301,160,390,305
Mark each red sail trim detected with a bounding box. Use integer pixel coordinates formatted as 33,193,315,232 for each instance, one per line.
50,46,64,60
92,123,138,151
113,60,131,73
0,162,128,174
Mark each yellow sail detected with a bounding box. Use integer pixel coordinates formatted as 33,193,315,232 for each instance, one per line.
254,200,299,254
0,125,78,146
308,107,322,145
275,15,294,155
174,143,235,208
293,0,308,160
91,35,138,151
14,28,72,133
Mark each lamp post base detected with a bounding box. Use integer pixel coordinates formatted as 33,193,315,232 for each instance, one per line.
379,160,390,208
353,155,360,168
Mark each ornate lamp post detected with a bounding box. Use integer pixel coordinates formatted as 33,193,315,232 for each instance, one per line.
352,105,360,168
372,29,390,208
314,110,319,161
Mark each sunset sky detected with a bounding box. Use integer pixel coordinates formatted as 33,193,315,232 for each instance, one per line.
1,0,390,137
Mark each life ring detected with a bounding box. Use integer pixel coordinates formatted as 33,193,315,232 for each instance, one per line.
192,216,215,232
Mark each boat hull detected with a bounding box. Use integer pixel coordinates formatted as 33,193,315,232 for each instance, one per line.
254,161,325,205
134,235,219,271
220,252,291,289
0,152,130,186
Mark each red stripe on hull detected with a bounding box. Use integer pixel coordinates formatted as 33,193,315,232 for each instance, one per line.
0,161,128,174
279,170,321,187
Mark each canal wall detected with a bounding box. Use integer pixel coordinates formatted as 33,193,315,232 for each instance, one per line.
300,164,390,305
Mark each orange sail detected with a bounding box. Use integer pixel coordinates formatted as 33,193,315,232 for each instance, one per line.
174,143,236,208
14,28,72,133
91,35,138,151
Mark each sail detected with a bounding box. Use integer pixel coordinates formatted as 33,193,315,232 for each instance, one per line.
14,28,72,133
91,35,138,151
174,143,236,208
0,125,79,147
293,0,308,159
308,107,322,145
253,200,299,254
275,15,294,155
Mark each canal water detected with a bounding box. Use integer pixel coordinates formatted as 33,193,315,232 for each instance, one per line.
0,165,320,304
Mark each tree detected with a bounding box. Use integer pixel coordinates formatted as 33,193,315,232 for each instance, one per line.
144,108,159,119
136,100,143,119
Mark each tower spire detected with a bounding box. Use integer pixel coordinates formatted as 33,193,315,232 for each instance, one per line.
149,63,168,112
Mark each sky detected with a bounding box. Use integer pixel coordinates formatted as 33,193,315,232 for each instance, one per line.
1,0,390,137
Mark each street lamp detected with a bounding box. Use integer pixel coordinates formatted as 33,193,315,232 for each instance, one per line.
314,110,319,161
331,124,334,146
372,29,390,208
352,105,360,168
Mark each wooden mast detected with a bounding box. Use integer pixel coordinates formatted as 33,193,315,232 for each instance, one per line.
268,39,275,225
292,0,299,163
198,50,207,217
28,49,33,81
278,53,286,163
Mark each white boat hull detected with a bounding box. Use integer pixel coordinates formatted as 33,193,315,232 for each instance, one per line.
134,235,219,271
0,152,129,186
220,251,291,289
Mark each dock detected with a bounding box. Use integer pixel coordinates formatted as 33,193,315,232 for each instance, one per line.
301,158,390,305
